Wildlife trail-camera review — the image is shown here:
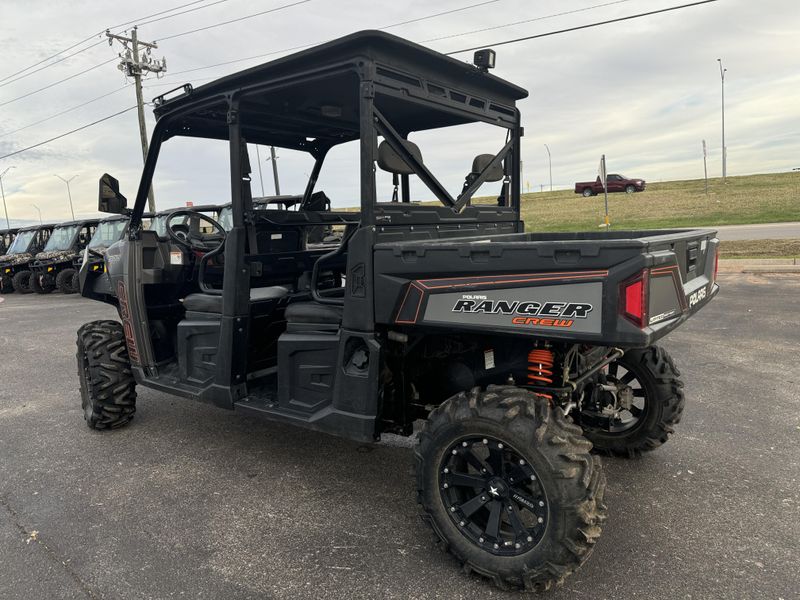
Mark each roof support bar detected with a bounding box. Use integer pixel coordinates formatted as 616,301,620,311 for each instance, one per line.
452,137,515,212
373,107,456,208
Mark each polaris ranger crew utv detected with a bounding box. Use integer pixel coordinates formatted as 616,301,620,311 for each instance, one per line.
76,31,718,592
30,218,98,294
0,224,53,293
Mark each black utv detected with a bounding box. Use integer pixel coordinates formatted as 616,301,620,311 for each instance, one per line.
0,228,19,255
77,32,719,592
0,224,54,293
29,219,98,294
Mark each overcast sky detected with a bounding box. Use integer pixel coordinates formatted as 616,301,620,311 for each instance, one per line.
0,0,798,225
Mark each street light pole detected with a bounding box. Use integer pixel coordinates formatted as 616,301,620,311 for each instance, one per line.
0,166,15,229
54,174,77,220
31,204,42,225
717,58,727,181
543,144,552,192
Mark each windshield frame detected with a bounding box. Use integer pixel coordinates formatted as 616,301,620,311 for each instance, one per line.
6,230,35,254
43,224,80,252
88,219,128,249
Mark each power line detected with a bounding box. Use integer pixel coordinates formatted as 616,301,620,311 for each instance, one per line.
0,40,106,89
0,0,221,85
0,58,117,109
0,106,137,161
444,0,720,54
137,0,233,28
163,0,511,78
422,0,636,44
0,86,130,139
157,0,313,42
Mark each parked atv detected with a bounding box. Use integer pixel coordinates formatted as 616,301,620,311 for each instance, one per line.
76,32,719,592
29,219,98,294
0,224,54,293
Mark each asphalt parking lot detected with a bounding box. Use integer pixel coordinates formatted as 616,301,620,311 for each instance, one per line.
0,273,798,600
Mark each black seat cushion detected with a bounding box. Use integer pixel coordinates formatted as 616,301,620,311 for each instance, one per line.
284,301,343,324
183,286,288,313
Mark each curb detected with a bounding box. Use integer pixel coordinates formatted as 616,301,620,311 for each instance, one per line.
719,258,800,273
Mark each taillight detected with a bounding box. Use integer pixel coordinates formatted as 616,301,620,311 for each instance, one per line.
620,269,649,328
713,250,719,282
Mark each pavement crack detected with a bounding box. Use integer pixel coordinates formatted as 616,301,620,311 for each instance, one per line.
0,494,100,599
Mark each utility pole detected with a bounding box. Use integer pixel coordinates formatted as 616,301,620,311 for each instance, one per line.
716,59,727,182
543,144,552,191
107,26,166,212
31,204,42,225
0,166,15,229
702,139,708,195
268,146,281,195
54,174,77,219
255,145,266,196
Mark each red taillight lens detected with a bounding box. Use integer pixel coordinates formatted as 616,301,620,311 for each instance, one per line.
620,269,649,328
713,250,719,282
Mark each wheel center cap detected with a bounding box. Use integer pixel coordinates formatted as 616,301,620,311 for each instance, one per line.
487,478,507,498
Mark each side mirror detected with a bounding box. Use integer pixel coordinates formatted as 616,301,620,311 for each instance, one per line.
98,173,129,214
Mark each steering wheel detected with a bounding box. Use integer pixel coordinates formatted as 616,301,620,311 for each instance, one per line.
165,210,227,253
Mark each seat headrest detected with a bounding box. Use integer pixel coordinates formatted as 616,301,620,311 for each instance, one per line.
377,140,423,175
471,154,504,182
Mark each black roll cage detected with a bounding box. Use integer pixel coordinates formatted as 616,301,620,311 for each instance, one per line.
128,57,522,237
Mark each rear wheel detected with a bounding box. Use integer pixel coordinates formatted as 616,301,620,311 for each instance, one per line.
625,184,635,194
415,386,606,591
580,346,684,457
31,272,55,294
57,268,76,293
582,187,594,197
76,320,137,430
12,270,32,294
70,271,81,294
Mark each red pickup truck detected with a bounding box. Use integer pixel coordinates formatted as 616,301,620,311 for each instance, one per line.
575,174,646,197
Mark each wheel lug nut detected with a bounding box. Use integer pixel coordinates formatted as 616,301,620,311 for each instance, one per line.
479,537,484,543
459,521,465,527
443,468,449,474
530,475,536,481
482,438,488,444
481,496,486,501
515,543,521,549
537,517,543,523
450,506,456,512
462,441,468,447
519,459,525,465
527,536,533,542
443,483,449,489
497,443,504,449
493,543,499,549
538,500,544,507
452,449,458,455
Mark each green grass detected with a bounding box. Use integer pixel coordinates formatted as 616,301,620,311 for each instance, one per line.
479,172,800,232
719,238,800,259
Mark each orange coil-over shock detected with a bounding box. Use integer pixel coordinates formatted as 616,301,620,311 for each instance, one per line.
527,347,555,399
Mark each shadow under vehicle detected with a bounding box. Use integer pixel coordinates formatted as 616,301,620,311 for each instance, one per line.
29,219,99,294
75,31,719,592
0,224,54,293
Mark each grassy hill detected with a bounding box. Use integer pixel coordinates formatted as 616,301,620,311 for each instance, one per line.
499,172,800,232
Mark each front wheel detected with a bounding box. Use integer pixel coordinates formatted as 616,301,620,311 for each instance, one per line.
580,346,684,457
625,185,635,194
415,386,606,592
31,272,55,294
12,270,32,294
0,274,13,293
76,320,137,430
57,268,76,293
